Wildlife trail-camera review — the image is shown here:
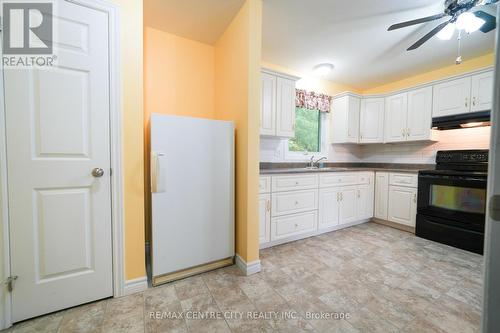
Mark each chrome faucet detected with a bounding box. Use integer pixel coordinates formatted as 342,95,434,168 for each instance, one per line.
308,156,327,168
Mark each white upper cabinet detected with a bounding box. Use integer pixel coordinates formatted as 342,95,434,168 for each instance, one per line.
433,76,472,117
407,86,433,141
384,93,408,143
276,77,296,138
471,71,494,112
260,70,299,138
331,95,360,144
384,87,433,143
433,71,493,117
260,73,276,136
360,98,385,143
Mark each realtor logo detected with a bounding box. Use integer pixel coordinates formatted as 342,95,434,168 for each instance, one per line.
3,2,53,54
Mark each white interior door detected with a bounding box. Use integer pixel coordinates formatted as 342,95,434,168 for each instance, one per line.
4,2,112,322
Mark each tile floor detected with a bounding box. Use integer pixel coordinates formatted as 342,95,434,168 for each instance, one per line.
6,222,483,333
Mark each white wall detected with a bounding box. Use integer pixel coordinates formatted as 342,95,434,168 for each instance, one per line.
260,126,491,164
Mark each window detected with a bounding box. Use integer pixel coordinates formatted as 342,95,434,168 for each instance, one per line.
289,107,321,152
286,107,328,160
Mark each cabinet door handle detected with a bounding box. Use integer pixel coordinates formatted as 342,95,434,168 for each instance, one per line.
472,97,476,106
336,192,340,202
407,128,410,136
340,192,343,201
465,97,468,108
266,200,270,212
413,193,417,203
357,190,360,198
401,128,405,137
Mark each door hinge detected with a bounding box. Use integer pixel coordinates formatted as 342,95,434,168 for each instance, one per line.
5,276,18,292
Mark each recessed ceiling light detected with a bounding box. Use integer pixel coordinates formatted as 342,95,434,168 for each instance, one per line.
313,63,334,76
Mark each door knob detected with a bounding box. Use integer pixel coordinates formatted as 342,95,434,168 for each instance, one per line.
92,168,105,177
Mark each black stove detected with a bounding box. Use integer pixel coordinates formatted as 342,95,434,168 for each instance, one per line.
416,150,488,254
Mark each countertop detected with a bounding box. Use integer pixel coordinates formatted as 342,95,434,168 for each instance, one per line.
259,162,434,175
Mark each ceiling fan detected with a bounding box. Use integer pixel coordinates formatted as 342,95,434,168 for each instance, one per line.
388,0,498,51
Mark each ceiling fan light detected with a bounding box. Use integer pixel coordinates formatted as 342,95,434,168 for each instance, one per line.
456,12,485,33
437,23,456,40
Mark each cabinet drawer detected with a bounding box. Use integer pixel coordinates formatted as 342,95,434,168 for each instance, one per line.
272,174,318,192
272,189,318,217
271,211,317,241
389,173,418,188
259,176,271,194
357,172,373,185
320,173,358,188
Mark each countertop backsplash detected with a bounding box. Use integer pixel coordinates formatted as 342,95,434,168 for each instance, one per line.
260,126,491,164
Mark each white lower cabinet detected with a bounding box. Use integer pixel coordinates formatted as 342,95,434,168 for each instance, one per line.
375,171,418,228
374,172,389,220
262,172,375,247
271,211,317,241
259,194,271,244
319,188,340,229
388,186,417,227
339,186,358,225
357,183,374,220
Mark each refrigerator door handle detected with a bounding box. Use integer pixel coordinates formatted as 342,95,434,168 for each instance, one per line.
151,152,166,193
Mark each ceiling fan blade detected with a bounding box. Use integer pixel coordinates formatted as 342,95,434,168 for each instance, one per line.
474,10,497,33
407,20,451,51
388,13,448,31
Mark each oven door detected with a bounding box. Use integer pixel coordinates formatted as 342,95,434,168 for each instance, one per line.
417,173,487,231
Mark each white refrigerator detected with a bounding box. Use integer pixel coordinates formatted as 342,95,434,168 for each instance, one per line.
150,114,234,285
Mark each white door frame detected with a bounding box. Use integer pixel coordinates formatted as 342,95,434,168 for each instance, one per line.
0,0,124,328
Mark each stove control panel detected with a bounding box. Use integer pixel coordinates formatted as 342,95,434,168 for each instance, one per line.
436,150,489,164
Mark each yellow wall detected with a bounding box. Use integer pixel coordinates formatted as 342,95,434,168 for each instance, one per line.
214,0,262,263
112,0,145,280
143,27,216,242
261,61,361,95
144,27,215,119
363,53,495,94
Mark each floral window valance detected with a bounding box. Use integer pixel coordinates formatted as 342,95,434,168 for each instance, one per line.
295,89,332,113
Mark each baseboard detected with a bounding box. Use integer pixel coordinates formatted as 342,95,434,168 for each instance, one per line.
123,276,148,296
260,218,371,249
372,218,415,233
235,254,261,276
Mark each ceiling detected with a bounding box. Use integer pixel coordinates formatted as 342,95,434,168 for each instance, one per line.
144,0,245,45
263,0,496,90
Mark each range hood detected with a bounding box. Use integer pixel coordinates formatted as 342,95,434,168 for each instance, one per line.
432,111,491,130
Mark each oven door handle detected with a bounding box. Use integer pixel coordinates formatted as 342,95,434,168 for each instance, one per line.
419,174,487,182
